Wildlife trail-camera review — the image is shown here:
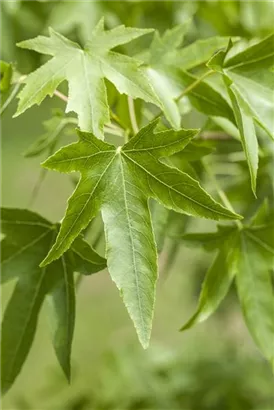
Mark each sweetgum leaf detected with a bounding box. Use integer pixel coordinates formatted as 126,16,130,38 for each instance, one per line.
15,19,161,138
40,121,241,348
0,208,105,393
140,27,235,128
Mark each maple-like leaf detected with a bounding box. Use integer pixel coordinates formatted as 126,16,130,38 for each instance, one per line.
15,19,161,138
139,26,235,128
39,120,241,348
1,208,106,393
180,205,274,368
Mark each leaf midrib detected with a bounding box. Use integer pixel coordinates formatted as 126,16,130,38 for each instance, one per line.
2,230,52,265
119,155,146,339
225,51,274,71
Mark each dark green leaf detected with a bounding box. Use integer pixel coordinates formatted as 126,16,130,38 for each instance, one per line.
40,121,240,348
1,208,106,393
181,232,239,330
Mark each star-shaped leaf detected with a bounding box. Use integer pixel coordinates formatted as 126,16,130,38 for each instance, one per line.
180,205,274,368
139,26,235,128
40,121,241,348
208,34,274,193
1,208,106,394
15,19,161,138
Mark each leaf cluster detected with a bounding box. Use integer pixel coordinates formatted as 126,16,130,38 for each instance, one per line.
1,8,274,393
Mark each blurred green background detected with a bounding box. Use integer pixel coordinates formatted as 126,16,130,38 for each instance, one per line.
1,1,274,409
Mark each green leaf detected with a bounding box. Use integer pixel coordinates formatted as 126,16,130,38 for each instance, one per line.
224,76,258,195
15,20,160,138
40,121,241,348
181,232,239,331
140,27,236,128
170,139,215,162
180,225,236,251
0,61,12,92
173,36,236,71
236,226,274,368
46,254,75,382
209,35,274,193
224,34,274,71
172,69,235,123
47,1,102,43
225,34,274,135
1,208,105,393
179,213,274,367
140,32,233,71
150,200,169,253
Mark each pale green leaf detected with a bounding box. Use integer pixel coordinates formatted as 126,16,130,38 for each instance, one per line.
47,1,101,42
15,21,160,138
224,33,274,70
141,27,236,128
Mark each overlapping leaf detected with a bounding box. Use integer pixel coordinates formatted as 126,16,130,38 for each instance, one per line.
1,208,106,393
39,121,240,348
15,19,161,138
208,34,274,193
139,26,235,128
47,1,102,43
180,205,274,367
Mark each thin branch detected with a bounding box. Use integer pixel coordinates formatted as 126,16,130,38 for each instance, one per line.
50,89,126,136
53,89,68,102
1,83,21,115
1,75,27,115
127,96,139,134
151,69,215,123
175,69,215,102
